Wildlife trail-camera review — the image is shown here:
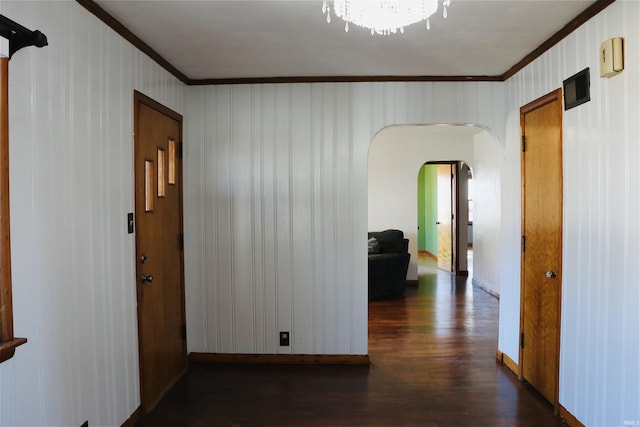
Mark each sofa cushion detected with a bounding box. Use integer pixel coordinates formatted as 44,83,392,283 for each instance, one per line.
369,229,405,253
368,237,380,254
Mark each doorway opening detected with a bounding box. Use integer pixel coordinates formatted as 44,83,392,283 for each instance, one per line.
417,162,473,277
368,123,501,297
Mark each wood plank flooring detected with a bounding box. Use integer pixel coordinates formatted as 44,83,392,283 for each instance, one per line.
135,269,566,426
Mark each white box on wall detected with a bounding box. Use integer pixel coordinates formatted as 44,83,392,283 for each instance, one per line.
600,37,624,78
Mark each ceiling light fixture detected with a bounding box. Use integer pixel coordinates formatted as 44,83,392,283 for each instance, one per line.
322,0,451,35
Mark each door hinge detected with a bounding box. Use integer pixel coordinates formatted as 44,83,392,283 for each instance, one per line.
181,325,187,340
521,235,526,252
520,332,525,349
178,141,183,159
521,135,526,153
179,233,184,250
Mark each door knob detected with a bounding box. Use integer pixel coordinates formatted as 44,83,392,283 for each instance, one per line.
140,254,148,264
141,274,154,284
545,271,557,278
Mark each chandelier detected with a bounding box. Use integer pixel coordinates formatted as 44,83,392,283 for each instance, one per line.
322,0,451,35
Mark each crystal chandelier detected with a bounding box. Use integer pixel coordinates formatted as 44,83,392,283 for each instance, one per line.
322,0,451,35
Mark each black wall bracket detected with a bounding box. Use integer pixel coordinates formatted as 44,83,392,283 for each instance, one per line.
0,14,48,59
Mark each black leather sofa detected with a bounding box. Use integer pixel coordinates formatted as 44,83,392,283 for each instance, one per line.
368,229,410,301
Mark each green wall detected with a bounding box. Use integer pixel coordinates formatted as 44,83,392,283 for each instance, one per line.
417,164,438,254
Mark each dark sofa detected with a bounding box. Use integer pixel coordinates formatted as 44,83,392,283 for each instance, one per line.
368,230,410,301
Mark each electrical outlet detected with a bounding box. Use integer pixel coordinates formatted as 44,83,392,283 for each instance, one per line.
279,331,290,346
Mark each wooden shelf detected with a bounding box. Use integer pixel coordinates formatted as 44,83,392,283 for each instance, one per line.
0,337,27,363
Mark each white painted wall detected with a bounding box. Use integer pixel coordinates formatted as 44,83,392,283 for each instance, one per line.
184,81,506,355
367,125,502,292
471,130,502,294
0,2,185,426
500,1,640,425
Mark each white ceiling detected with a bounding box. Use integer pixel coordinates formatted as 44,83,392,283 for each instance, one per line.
94,0,598,81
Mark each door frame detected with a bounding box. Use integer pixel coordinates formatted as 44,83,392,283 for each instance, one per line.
421,161,469,275
518,88,563,410
133,90,187,412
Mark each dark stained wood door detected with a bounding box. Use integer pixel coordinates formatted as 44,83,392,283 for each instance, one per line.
520,89,563,406
134,91,187,412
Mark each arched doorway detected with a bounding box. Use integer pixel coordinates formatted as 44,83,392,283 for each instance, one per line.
368,124,500,282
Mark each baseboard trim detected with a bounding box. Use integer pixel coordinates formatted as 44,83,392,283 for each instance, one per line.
559,404,585,427
121,406,142,427
189,352,370,365
503,352,518,375
495,349,518,375
472,278,500,299
406,279,419,286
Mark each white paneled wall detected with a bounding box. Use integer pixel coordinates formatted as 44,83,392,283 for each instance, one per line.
3,0,636,426
0,1,185,426
502,1,640,425
472,130,503,294
184,81,505,355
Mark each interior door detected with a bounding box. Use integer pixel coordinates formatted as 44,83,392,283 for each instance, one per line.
437,164,454,271
520,89,563,406
134,91,187,412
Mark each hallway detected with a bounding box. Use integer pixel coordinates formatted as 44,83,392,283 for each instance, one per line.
136,270,564,426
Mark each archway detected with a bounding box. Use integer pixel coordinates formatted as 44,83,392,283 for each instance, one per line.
367,124,502,301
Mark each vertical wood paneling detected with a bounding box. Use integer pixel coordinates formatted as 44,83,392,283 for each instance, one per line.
274,84,292,353
187,79,506,361
350,83,372,354
231,85,254,353
183,86,206,351
502,2,640,425
1,1,185,426
322,84,337,353
261,84,278,354
202,86,218,352
291,84,313,353
250,84,265,352
15,2,624,427
214,86,234,353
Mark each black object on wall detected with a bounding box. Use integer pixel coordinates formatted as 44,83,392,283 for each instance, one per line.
0,14,48,59
563,68,590,111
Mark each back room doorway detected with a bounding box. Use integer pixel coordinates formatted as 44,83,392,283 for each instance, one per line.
417,162,473,276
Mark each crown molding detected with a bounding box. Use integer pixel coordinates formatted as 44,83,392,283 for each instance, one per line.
188,75,503,85
501,0,616,80
75,0,190,84
76,0,616,86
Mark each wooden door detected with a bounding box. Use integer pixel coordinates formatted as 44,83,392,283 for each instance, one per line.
520,89,563,406
134,91,187,412
437,164,454,271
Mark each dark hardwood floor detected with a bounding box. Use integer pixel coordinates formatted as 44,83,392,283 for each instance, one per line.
135,266,566,426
